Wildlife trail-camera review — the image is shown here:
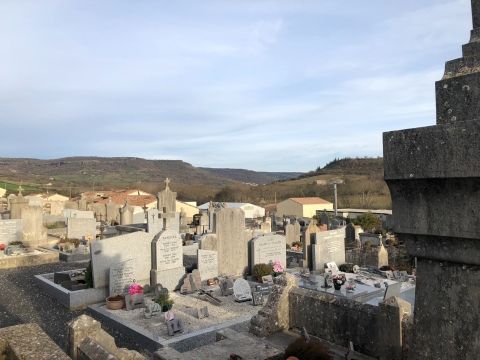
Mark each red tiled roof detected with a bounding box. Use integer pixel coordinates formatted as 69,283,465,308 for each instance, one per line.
82,190,156,207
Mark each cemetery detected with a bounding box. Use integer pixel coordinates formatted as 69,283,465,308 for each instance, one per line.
2,1,480,359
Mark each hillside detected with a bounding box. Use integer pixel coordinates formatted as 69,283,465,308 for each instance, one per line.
215,157,392,209
0,157,301,202
200,168,302,185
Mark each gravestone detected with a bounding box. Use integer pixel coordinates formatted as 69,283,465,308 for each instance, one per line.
250,234,286,273
0,219,23,244
197,249,218,280
157,178,179,231
311,227,346,271
260,221,271,233
345,223,356,249
119,202,134,225
9,194,29,220
105,200,119,224
150,229,185,290
200,234,217,251
91,232,154,289
302,221,319,266
215,208,248,276
377,243,389,268
285,222,301,246
233,279,252,302
63,209,94,219
67,218,96,240
147,209,161,234
109,259,135,296
21,206,47,247
220,278,234,296
382,2,480,357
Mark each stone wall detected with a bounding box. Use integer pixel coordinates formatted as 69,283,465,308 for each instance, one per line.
288,287,410,360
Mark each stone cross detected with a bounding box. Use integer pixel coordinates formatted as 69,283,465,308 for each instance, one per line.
18,185,23,196
158,206,175,231
473,0,480,29
164,178,171,190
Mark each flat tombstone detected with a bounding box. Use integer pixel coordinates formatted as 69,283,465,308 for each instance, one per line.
109,259,135,296
233,278,252,302
197,249,218,281
189,269,202,290
250,234,286,273
147,209,161,234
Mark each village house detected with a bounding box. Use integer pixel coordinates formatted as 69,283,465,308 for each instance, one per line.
276,197,333,218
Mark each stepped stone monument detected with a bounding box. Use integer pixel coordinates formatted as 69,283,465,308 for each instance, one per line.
383,2,480,358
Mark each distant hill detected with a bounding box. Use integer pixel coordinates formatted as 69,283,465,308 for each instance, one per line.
0,157,302,201
301,157,384,178
200,167,302,185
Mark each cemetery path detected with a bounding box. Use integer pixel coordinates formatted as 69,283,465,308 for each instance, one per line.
0,262,149,356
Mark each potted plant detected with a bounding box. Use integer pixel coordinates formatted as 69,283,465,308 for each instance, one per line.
252,263,273,282
155,290,174,312
128,283,144,304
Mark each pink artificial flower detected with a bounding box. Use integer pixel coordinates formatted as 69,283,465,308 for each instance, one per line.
128,283,143,295
272,260,284,274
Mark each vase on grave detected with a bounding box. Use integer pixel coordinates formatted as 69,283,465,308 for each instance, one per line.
106,295,125,310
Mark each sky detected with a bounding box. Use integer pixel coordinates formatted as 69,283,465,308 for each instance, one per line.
0,0,473,172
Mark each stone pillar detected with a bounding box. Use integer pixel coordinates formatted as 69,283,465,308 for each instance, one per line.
383,3,480,358
9,194,28,219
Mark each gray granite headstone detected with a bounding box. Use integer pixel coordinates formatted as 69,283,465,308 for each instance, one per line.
109,259,135,296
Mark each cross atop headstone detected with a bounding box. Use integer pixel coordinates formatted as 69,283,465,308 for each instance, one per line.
164,178,171,190
473,0,480,29
18,185,23,196
159,206,175,230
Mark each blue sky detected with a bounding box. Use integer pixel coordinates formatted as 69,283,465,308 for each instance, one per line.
0,0,472,171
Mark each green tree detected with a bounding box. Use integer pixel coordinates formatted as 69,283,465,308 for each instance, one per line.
353,212,382,232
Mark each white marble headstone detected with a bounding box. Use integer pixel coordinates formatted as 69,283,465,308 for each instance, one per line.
233,279,252,301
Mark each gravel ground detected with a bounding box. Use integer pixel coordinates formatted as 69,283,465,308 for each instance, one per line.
0,261,150,357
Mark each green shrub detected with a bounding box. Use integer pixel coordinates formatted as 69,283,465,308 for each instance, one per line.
155,291,174,312
84,261,93,288
253,263,273,281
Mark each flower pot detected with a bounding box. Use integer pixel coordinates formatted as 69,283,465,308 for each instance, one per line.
333,283,342,291
106,295,125,310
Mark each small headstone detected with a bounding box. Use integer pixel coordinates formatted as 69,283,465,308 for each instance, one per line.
166,318,184,336
326,261,339,274
189,270,202,291
125,293,145,311
252,291,264,306
233,279,252,302
197,249,219,281
220,278,234,296
180,276,193,294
